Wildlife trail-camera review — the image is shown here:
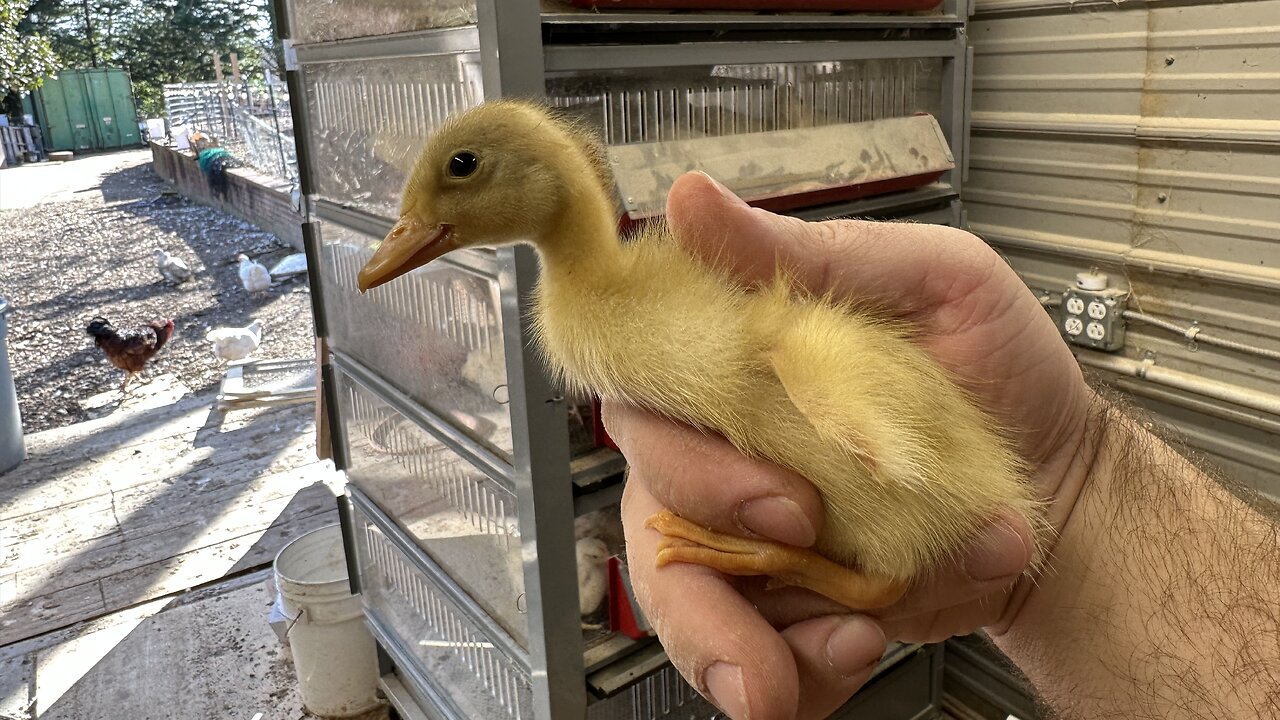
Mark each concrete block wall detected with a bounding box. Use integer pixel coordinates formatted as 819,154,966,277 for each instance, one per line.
149,142,303,251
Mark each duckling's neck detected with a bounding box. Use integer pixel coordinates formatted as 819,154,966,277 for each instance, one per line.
534,188,625,286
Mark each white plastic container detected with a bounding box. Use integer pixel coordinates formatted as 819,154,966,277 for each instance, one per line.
273,524,380,718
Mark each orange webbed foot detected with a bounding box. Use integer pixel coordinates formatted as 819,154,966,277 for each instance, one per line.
645,510,907,611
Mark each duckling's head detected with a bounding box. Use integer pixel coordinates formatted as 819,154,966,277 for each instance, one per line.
357,100,613,291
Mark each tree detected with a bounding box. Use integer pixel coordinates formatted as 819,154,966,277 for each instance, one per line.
121,1,265,116
18,0,269,117
1,0,58,121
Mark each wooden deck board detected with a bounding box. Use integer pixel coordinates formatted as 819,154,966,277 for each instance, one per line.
0,379,342,647
6,469,335,597
1,438,326,573
1,404,321,520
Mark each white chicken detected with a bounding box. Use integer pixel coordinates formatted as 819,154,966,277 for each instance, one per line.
154,249,192,284
207,320,263,362
576,537,610,622
237,253,272,294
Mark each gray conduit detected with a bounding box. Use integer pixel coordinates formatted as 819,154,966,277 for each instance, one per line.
1076,352,1280,419
1121,311,1280,363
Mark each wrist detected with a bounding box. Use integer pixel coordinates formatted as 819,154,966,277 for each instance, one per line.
988,389,1115,636
981,394,1280,718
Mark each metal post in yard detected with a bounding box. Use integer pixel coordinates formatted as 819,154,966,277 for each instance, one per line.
265,76,290,180
213,53,231,140
0,297,26,475
230,52,250,110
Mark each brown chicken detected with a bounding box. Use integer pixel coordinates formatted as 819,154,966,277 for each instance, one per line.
86,316,175,394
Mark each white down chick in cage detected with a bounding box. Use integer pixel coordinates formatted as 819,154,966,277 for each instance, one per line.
576,537,610,626
575,508,622,627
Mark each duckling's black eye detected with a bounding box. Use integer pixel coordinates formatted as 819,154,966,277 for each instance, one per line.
449,152,478,178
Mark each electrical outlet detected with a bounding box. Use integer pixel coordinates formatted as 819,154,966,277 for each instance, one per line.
1061,272,1128,351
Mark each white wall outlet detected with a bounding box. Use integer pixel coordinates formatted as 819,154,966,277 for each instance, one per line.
1061,274,1129,351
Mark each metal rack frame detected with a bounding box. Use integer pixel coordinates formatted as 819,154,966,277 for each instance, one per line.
276,3,971,718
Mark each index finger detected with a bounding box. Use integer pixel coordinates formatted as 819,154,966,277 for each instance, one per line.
604,400,824,548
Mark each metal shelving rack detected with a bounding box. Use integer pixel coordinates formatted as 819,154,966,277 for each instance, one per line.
275,3,971,718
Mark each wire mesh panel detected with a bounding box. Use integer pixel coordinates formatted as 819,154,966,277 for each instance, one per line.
301,52,484,219
164,82,237,139
351,497,534,720
547,58,944,145
288,0,477,44
319,221,515,460
337,361,529,646
163,80,297,179
585,666,719,720
232,106,298,179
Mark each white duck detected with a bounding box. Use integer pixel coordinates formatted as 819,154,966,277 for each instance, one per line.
207,320,263,362
237,253,272,293
154,249,192,284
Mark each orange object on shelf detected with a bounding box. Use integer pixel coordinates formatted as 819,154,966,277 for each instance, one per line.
607,557,654,640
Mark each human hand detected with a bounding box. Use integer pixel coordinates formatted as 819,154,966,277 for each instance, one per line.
606,172,1098,719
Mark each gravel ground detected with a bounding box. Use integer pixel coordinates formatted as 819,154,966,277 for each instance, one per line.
0,154,315,434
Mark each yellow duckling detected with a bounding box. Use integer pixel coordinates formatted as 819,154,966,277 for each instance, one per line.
358,100,1045,609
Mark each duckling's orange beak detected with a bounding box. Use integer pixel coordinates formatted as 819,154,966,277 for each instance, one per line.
357,216,453,292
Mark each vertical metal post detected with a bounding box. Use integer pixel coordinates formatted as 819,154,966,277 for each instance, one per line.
476,2,588,719
212,54,231,140
940,31,969,200
963,43,974,187
266,78,291,180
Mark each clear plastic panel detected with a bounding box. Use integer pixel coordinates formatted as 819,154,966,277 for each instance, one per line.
574,502,624,648
321,222,515,460
586,665,718,720
288,1,477,44
339,366,528,646
547,58,944,145
352,501,533,720
303,53,483,219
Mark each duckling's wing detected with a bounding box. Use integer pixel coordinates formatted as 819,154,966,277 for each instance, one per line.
766,345,879,474
763,303,925,478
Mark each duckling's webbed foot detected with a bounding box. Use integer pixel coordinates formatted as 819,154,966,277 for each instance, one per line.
645,510,907,611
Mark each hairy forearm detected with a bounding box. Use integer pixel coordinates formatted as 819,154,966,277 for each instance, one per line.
994,400,1280,719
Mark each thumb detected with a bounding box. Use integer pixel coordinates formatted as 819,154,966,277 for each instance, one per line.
664,171,992,312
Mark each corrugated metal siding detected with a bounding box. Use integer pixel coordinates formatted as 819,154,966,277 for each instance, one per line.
966,0,1280,501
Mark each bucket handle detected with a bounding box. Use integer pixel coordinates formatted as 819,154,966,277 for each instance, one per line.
285,607,306,638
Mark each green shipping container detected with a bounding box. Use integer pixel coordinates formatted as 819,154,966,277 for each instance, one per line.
27,69,142,153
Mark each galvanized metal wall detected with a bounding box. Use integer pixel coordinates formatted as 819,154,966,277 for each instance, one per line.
966,0,1280,500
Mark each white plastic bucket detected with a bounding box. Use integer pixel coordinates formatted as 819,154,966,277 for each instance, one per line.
273,524,380,718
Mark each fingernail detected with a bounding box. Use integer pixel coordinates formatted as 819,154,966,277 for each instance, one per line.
963,521,1030,582
825,616,886,678
696,172,749,208
704,662,750,720
737,497,816,547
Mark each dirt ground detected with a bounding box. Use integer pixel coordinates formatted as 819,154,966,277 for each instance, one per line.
0,151,315,434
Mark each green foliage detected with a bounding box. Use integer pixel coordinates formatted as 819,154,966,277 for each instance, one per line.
20,0,270,116
0,0,60,94
125,1,266,115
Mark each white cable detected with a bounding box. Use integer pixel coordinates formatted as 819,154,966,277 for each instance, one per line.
1122,311,1280,362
